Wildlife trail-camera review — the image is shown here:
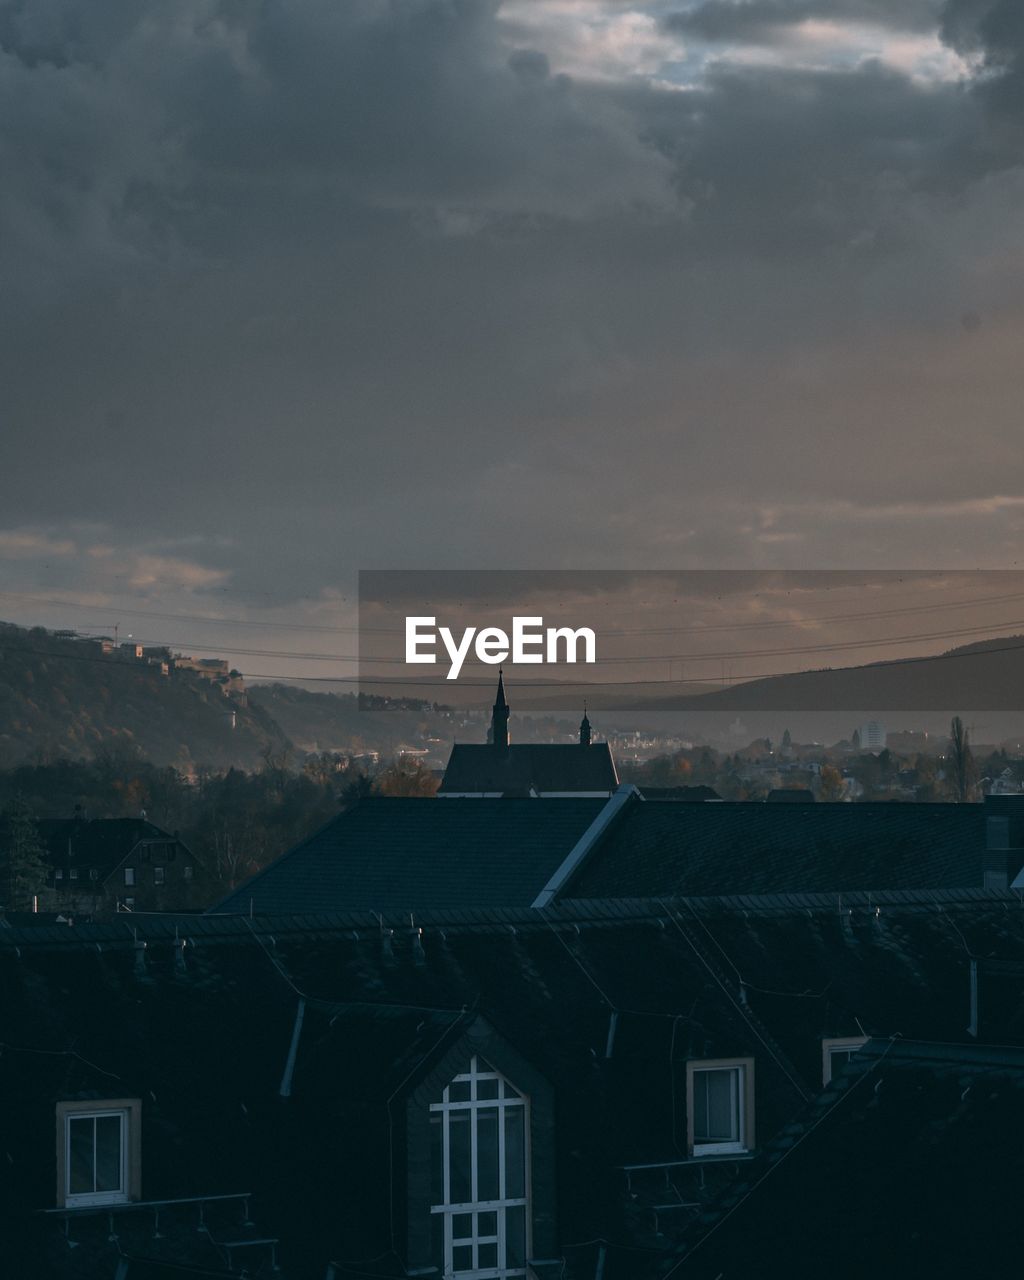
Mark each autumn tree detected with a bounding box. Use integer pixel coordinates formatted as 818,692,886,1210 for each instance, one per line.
817,764,846,802
0,794,50,911
373,760,439,797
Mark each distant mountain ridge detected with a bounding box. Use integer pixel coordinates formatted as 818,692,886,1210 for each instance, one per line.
642,632,1024,713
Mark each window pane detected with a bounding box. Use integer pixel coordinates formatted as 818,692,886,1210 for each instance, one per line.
452,1245,473,1272
478,1242,498,1268
94,1114,123,1192
449,1081,472,1103
504,1107,525,1199
430,1115,443,1206
695,1069,738,1142
449,1111,472,1204
506,1205,527,1269
478,1211,497,1236
477,1078,499,1100
68,1117,94,1195
431,1212,444,1274
452,1212,472,1239
477,1107,500,1202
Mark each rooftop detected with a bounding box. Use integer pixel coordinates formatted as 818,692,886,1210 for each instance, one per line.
4,893,1024,1278
213,796,607,914
564,798,990,899
438,742,619,795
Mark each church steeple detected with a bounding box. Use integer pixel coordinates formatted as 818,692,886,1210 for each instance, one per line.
491,669,510,750
579,705,592,747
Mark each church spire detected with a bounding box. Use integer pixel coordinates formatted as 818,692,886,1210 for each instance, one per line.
579,704,592,747
491,669,510,750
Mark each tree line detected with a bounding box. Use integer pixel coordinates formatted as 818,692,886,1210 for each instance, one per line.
0,749,438,912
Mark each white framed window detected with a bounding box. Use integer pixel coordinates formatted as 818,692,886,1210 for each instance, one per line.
69,868,78,881
124,867,135,887
430,1056,530,1278
183,864,193,882
55,868,64,881
154,866,165,886
686,1059,754,1156
56,1100,141,1208
822,1037,868,1085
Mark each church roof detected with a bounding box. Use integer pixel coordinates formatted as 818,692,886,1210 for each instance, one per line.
437,742,619,795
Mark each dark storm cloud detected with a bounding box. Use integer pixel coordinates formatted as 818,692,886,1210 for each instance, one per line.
1,0,1023,648
665,0,943,45
941,0,1024,115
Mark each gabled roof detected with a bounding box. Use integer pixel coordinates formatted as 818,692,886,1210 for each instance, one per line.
213,796,608,914
34,818,193,881
563,800,987,899
438,742,618,794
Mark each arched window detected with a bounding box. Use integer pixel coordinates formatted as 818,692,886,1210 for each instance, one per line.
429,1056,529,1278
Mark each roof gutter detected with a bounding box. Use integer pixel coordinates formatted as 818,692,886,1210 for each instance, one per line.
531,782,640,909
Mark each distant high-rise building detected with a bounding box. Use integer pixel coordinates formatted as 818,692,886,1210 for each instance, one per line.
859,721,887,750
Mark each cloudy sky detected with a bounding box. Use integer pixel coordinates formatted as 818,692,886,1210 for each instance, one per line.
3,0,1024,680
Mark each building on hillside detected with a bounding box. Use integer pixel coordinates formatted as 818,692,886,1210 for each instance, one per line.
438,673,619,797
4,891,1024,1279
33,817,204,917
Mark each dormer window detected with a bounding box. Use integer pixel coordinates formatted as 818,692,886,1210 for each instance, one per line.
429,1056,529,1277
686,1059,755,1156
822,1037,868,1085
57,1099,141,1208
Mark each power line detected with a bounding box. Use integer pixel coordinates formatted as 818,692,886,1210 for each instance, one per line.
5,633,1024,689
12,612,1024,669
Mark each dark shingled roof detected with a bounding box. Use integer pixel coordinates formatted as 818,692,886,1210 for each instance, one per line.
4,895,1024,1279
666,1039,1024,1279
565,799,987,899
438,742,618,794
213,796,606,914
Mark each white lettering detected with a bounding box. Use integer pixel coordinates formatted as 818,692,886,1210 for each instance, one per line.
402,617,598,679
475,627,510,665
405,617,437,664
546,626,596,664
439,626,477,680
512,616,545,663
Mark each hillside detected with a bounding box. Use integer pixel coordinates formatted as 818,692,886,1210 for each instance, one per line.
644,633,1024,714
0,623,290,770
247,684,462,759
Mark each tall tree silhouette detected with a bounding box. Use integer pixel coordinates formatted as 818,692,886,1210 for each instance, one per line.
948,716,976,803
